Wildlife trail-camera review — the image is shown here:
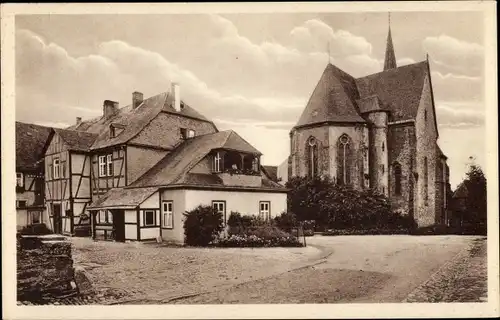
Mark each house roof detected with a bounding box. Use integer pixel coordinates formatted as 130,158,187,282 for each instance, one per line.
130,130,263,188
453,183,468,199
16,122,52,171
67,91,217,150
87,187,159,210
262,165,278,182
53,128,98,152
355,61,429,122
294,63,366,128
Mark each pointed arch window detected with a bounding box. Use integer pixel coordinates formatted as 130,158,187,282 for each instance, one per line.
307,136,318,178
394,162,402,196
337,134,352,185
424,157,429,202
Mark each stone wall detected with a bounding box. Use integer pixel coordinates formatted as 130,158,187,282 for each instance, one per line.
17,235,76,302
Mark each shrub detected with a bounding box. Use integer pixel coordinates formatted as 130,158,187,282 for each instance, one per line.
273,211,297,232
19,223,52,235
211,234,302,248
286,176,417,231
183,205,224,246
303,229,315,237
245,225,291,240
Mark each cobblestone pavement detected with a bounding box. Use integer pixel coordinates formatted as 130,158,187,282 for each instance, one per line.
404,237,487,303
174,235,483,304
70,237,325,304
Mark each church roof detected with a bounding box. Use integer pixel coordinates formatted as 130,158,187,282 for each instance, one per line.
294,63,366,128
355,61,429,122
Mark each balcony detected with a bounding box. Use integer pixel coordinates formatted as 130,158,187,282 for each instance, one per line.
212,150,262,187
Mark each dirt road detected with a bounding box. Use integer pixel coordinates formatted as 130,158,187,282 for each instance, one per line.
174,235,484,304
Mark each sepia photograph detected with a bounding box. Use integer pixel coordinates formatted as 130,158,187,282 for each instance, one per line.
1,1,498,319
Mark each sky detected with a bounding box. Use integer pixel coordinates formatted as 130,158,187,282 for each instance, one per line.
15,12,486,189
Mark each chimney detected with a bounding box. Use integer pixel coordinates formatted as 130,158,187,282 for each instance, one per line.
76,117,82,125
171,83,181,112
103,100,119,119
132,91,144,109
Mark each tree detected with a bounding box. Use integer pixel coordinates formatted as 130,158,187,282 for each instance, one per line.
463,157,487,229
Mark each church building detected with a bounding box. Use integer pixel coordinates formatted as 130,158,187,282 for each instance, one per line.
282,23,451,227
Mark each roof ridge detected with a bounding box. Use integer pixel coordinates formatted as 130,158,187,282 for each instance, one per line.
357,60,428,81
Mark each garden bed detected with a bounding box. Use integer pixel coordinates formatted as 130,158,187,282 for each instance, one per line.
322,228,411,236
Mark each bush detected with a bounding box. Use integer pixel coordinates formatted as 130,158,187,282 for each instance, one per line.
183,205,224,246
273,211,297,232
19,223,52,235
286,176,417,232
245,225,291,240
303,229,315,237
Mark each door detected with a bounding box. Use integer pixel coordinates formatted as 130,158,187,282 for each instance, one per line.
52,203,62,234
112,210,125,242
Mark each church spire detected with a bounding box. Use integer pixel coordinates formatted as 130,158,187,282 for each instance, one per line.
384,13,397,71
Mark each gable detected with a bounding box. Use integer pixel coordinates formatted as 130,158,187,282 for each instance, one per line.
130,111,218,149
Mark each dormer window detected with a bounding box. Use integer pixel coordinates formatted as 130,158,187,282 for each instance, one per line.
188,129,195,138
180,128,187,139
109,123,125,138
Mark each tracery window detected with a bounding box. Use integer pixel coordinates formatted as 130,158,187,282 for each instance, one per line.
306,136,318,178
337,134,352,185
394,162,402,196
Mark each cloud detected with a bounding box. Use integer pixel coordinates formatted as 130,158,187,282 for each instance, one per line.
435,102,484,129
16,28,306,128
423,34,483,75
431,70,483,103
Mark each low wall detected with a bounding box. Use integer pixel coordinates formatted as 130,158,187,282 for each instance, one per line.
17,234,77,302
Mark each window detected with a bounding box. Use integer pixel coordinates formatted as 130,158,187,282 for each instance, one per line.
98,156,106,177
394,162,402,196
98,210,107,224
381,164,385,174
424,157,429,202
16,173,24,188
307,137,318,178
424,110,428,122
337,134,352,185
144,210,155,226
61,162,66,178
30,211,42,224
53,158,60,179
110,126,116,138
187,129,195,138
212,201,226,224
162,201,173,228
259,201,271,221
16,200,27,208
382,142,385,152
180,128,187,139
106,154,113,176
213,152,222,173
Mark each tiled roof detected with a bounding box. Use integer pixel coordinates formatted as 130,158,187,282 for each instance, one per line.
67,91,216,150
262,165,278,182
53,128,98,152
88,187,158,209
295,63,366,128
130,130,255,187
16,122,52,171
129,130,283,191
356,61,429,121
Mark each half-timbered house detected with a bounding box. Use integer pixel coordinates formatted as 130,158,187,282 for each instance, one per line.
43,84,287,242
15,122,52,230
